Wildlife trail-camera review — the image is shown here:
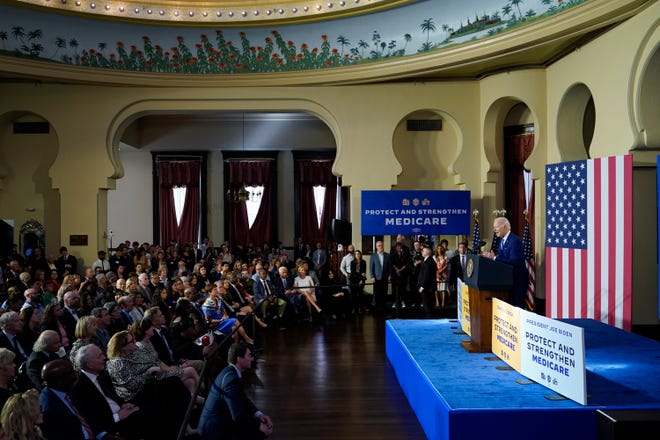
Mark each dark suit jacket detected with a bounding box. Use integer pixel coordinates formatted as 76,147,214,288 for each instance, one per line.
70,371,156,440
273,275,294,300
40,386,101,440
71,372,120,431
227,283,248,306
198,365,263,440
60,307,78,344
26,350,64,390
448,253,467,288
55,255,78,277
495,233,528,307
0,332,29,366
150,327,177,365
417,256,438,293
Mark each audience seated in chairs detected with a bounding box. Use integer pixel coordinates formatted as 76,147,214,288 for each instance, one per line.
252,269,286,326
322,269,352,320
202,285,254,345
294,265,322,322
26,329,68,391
105,330,196,436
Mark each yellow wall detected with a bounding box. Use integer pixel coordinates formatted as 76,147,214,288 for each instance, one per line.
0,1,658,323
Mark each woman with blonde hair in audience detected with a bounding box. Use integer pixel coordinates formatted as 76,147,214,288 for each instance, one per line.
56,274,76,303
132,317,203,401
0,348,17,410
105,330,197,436
294,265,321,321
0,388,45,440
68,315,98,369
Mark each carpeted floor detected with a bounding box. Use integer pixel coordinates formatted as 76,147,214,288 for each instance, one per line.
386,318,660,440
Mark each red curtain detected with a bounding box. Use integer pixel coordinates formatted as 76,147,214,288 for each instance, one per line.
504,133,535,241
228,161,272,248
158,160,200,246
299,160,337,245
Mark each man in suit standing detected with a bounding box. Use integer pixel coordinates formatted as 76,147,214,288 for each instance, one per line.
55,246,78,279
417,243,438,318
198,342,273,440
311,242,328,282
293,237,306,262
369,241,391,316
482,217,527,308
448,241,469,305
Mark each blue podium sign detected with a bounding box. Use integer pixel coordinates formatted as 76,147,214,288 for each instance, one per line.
361,190,471,235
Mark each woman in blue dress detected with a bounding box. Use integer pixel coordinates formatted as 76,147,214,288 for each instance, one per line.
202,284,254,345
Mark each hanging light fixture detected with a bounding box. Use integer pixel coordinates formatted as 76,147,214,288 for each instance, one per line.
227,112,251,203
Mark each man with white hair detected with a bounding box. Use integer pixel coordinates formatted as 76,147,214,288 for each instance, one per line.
0,311,30,365
137,272,152,300
26,329,66,390
482,216,527,309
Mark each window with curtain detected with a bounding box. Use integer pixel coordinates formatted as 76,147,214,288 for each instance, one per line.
298,160,337,246
157,159,202,247
245,185,265,228
173,186,187,225
227,160,273,248
504,126,535,241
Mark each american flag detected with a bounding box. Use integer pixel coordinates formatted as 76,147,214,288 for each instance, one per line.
545,155,632,330
471,214,481,254
522,215,536,311
490,228,500,256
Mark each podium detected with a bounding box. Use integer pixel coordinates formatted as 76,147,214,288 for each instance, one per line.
460,254,512,353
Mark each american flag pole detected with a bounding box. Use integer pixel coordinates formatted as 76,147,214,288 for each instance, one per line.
471,210,481,254
523,209,536,311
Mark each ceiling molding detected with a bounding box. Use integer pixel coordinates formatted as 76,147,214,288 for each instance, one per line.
0,0,651,85
4,0,418,26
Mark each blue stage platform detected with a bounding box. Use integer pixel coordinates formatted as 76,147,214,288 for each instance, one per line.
385,319,660,440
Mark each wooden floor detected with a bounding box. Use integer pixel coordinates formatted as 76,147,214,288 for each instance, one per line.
241,311,430,440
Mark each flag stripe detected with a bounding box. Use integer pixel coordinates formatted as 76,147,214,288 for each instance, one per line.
545,155,632,330
607,157,617,327
622,154,633,329
593,159,602,322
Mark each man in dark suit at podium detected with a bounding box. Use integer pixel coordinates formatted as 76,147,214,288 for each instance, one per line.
482,217,527,308
417,243,438,318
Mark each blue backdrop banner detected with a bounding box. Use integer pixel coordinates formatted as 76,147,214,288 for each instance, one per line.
361,190,471,235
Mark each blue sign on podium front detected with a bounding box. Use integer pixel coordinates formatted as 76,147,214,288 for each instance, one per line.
361,190,471,235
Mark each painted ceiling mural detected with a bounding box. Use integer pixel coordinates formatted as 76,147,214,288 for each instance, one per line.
0,0,584,74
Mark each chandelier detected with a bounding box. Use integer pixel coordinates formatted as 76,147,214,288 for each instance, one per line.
226,186,262,203
226,186,250,203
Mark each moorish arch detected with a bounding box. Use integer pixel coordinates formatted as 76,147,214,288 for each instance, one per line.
392,109,462,191
0,111,61,254
556,83,594,161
